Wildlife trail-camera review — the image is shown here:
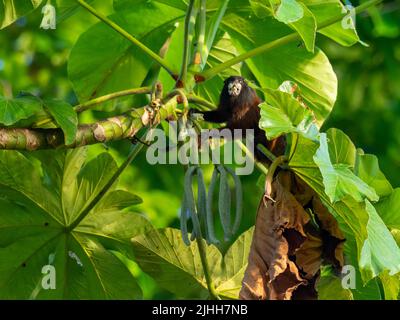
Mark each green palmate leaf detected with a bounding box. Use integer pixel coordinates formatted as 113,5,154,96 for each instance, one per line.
211,227,253,298
68,2,184,105
0,0,43,29
259,88,318,140
44,100,78,145
131,227,253,299
132,228,210,298
94,190,143,211
0,95,44,126
62,151,119,224
375,188,400,229
0,152,62,221
355,152,393,198
314,132,378,203
221,11,337,125
0,149,151,299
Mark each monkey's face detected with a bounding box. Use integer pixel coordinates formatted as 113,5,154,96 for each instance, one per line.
225,76,245,97
221,76,258,111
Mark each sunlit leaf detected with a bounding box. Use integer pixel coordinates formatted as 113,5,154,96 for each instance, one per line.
314,132,378,203
132,227,253,299
359,200,400,279
259,88,318,140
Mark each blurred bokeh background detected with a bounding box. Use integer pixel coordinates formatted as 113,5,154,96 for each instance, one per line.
0,0,399,299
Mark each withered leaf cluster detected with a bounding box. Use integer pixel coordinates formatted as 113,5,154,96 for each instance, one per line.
240,171,345,300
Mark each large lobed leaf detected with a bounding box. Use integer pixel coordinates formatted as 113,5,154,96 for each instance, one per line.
131,227,253,299
0,149,151,299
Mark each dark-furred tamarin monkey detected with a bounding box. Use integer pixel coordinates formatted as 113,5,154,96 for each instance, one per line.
191,76,286,162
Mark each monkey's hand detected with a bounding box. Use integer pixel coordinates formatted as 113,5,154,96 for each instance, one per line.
188,108,204,121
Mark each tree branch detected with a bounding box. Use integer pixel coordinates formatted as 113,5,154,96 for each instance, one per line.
0,100,178,150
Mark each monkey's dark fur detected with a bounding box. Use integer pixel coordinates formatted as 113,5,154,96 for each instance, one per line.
194,76,286,162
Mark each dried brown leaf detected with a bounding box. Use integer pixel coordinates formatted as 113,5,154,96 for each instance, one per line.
240,171,345,300
312,197,345,269
295,232,323,278
240,171,310,300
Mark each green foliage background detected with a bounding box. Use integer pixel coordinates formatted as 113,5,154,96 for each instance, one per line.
0,0,399,299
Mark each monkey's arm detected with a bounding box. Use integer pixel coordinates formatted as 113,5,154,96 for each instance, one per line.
192,109,230,124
